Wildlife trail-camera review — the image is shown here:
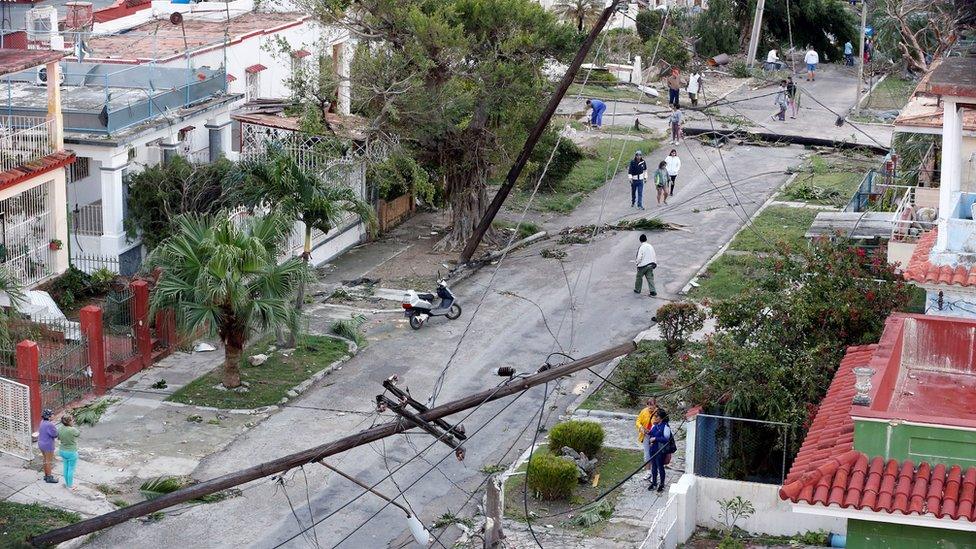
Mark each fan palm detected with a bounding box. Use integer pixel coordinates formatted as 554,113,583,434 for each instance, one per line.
0,268,25,352
148,214,307,388
553,0,603,32
237,146,377,331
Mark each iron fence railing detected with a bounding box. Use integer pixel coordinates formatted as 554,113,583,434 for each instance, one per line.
71,201,104,237
0,116,55,173
104,287,138,367
693,413,791,485
891,186,940,243
38,339,91,412
71,252,121,275
638,493,678,549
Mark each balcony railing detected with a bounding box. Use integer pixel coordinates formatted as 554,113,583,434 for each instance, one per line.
71,201,103,237
0,116,55,173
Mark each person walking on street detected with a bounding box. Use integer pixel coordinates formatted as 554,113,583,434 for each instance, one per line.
665,68,682,108
634,234,657,297
687,70,703,107
844,41,854,66
38,409,59,484
669,105,683,145
636,398,658,480
786,76,799,119
647,409,673,492
804,46,819,81
58,414,81,491
586,99,607,129
665,149,681,196
628,150,648,209
655,161,669,205
773,80,788,121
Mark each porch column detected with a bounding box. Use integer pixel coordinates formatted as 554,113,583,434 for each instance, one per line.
333,41,351,116
937,100,963,250
205,119,231,162
161,135,180,164
45,60,63,149
99,155,128,258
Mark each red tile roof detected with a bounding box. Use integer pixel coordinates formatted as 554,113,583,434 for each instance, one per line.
0,49,65,77
292,49,312,59
779,344,976,522
0,152,75,192
245,64,268,74
903,229,976,287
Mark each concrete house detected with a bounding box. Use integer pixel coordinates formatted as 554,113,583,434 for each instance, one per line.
0,50,73,288
779,313,976,547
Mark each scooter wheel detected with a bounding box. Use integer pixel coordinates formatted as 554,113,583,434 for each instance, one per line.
446,304,462,320
409,315,424,330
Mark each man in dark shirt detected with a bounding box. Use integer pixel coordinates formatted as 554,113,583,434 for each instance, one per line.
628,150,648,209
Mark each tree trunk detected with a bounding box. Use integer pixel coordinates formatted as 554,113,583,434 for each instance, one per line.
223,337,244,389
435,173,489,251
287,225,314,348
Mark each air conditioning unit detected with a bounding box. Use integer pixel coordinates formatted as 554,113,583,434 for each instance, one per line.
35,65,65,86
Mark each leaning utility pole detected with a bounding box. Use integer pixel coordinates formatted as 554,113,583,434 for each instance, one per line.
745,0,767,67
458,0,623,264
853,0,868,115
30,341,635,547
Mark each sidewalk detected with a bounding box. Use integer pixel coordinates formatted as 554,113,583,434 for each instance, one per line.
1,344,265,517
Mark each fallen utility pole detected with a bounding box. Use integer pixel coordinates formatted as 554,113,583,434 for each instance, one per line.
745,0,767,67
853,0,868,115
31,341,635,547
457,0,623,264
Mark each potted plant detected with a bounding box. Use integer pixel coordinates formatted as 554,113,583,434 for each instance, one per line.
49,239,63,251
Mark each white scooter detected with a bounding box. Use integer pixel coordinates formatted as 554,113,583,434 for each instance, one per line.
402,279,462,330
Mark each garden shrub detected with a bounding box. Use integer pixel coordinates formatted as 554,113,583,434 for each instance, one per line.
526,129,585,192
615,341,673,405
656,301,705,357
42,266,92,310
548,420,604,457
366,150,436,205
580,69,617,86
730,61,751,79
526,452,578,501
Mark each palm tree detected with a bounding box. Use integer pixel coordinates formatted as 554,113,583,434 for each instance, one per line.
148,214,307,388
237,146,376,339
553,0,603,32
0,268,26,352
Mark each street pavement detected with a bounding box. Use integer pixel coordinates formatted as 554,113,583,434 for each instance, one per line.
85,138,806,548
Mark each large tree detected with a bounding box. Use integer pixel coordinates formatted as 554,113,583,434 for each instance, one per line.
148,214,307,388
301,0,577,249
553,0,604,32
875,0,963,73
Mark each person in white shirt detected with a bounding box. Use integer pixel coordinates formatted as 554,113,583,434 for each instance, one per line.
765,49,782,71
634,234,657,297
686,71,703,107
664,149,681,196
804,46,819,81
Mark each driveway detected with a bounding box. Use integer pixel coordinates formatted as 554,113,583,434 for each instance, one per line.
87,140,806,548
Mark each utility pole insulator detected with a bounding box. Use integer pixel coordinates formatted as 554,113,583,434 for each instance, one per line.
378,394,467,460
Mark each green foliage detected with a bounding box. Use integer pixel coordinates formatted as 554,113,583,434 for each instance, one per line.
755,0,856,61
0,501,80,548
493,220,542,240
526,452,578,500
73,398,118,427
525,129,585,192
655,301,705,357
264,35,339,130
579,69,618,86
41,266,103,310
729,61,752,79
148,214,308,389
650,26,690,69
693,0,739,58
0,269,25,353
892,133,937,186
367,150,435,204
552,0,603,32
548,420,604,457
568,499,614,527
124,156,236,251
635,9,662,43
615,217,669,231
793,530,829,545
89,268,117,294
331,315,367,347
782,181,842,203
716,496,755,534
717,537,745,549
679,239,912,429
139,476,191,500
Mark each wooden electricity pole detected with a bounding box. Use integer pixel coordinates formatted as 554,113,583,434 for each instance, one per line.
853,0,868,115
458,0,623,264
483,474,504,548
745,0,767,67
30,341,635,547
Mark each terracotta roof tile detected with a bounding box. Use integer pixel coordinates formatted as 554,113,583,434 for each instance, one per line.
903,229,976,288
245,63,268,74
778,345,976,523
0,151,75,192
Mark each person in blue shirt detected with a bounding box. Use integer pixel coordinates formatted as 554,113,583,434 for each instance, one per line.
844,41,854,66
586,99,606,129
37,408,59,484
647,409,673,493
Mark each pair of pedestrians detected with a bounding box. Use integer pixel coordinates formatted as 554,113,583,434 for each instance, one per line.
37,409,82,490
628,150,681,209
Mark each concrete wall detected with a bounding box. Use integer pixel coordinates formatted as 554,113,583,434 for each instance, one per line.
854,419,976,469
922,286,976,320
670,474,846,545
0,169,70,284
848,518,976,549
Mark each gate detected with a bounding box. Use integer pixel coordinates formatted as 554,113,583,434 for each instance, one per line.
0,376,33,460
38,339,92,412
104,287,138,368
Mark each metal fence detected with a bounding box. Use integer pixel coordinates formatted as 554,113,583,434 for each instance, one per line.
638,493,679,549
71,201,104,237
71,252,121,275
0,376,33,461
17,316,93,413
693,413,791,485
0,116,55,173
104,287,138,368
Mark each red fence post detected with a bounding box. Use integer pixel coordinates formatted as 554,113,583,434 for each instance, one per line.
16,340,42,430
80,305,107,394
132,280,152,368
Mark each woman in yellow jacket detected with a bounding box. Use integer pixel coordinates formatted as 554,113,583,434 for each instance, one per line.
635,398,657,480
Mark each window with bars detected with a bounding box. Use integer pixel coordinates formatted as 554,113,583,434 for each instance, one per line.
0,180,56,286
67,156,90,184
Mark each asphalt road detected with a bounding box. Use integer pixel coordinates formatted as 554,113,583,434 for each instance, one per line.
89,140,805,548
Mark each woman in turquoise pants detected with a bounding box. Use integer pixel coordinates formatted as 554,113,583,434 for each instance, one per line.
57,414,81,489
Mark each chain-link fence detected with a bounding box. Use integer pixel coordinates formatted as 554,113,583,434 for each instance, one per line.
693,413,791,485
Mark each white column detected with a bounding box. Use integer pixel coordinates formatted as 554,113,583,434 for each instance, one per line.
333,41,351,116
205,118,232,162
937,99,963,251
99,154,128,258
46,60,63,149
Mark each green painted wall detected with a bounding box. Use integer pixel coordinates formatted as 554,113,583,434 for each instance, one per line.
854,420,976,468
848,519,976,549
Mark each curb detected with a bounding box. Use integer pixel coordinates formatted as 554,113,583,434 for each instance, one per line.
159,335,359,416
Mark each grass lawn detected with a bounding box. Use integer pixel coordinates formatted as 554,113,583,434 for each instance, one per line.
492,220,542,240
579,341,668,414
0,502,80,548
687,254,771,302
726,205,819,253
167,335,349,409
863,75,916,111
567,83,646,102
783,170,863,207
536,138,660,213
503,446,644,532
